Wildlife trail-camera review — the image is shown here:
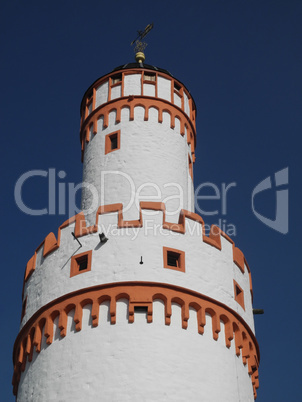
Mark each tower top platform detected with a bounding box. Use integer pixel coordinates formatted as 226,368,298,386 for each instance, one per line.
80,62,197,115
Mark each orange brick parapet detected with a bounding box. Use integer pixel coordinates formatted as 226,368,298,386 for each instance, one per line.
12,281,260,398
23,202,253,298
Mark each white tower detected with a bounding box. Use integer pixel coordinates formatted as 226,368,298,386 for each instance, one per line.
13,52,260,401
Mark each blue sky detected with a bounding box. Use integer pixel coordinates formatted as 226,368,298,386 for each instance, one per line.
1,1,301,400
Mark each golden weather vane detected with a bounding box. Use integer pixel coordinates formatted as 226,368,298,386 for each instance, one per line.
131,23,154,63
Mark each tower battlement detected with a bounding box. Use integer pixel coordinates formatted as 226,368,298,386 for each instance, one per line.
22,201,254,330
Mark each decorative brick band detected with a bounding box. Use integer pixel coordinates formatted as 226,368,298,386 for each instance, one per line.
80,95,196,162
12,282,260,398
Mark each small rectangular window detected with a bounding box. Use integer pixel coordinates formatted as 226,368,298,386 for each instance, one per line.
174,82,181,92
163,247,185,272
134,306,148,313
78,256,88,271
235,285,242,296
111,74,122,85
85,89,94,118
234,280,245,310
188,155,193,180
70,250,92,277
110,133,118,150
167,252,179,267
144,73,156,82
105,131,120,155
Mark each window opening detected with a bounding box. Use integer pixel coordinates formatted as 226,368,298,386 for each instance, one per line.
105,131,120,155
167,252,179,267
144,73,156,82
163,247,185,272
188,155,193,180
112,74,122,85
235,285,242,296
78,256,88,271
70,250,92,277
134,306,148,313
174,82,181,92
21,297,27,320
234,280,245,310
110,133,118,150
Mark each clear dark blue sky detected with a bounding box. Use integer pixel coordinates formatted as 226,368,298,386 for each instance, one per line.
1,1,301,400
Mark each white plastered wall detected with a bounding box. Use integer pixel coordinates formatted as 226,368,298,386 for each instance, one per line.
95,80,108,108
81,106,192,225
157,75,171,101
22,210,255,332
124,73,141,96
82,72,195,224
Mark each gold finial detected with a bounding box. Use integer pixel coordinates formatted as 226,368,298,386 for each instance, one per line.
135,51,145,63
131,23,154,63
